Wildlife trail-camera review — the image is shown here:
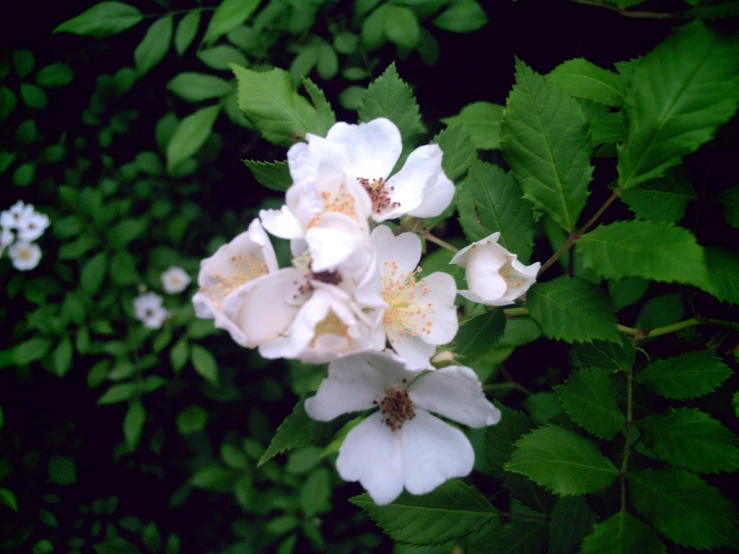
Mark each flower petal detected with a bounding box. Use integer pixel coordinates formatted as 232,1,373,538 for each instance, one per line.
305,356,387,421
336,412,404,505
371,225,422,278
389,328,437,370
306,213,366,272
288,135,350,185
259,206,305,240
381,144,452,221
417,272,458,345
398,409,474,496
410,365,501,428
325,118,402,183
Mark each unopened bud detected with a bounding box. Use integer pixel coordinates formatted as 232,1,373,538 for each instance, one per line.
431,350,458,368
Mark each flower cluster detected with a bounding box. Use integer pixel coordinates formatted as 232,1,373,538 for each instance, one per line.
133,266,191,330
193,118,540,504
1,200,50,271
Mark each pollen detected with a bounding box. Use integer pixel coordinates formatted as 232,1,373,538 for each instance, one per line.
379,388,416,432
381,261,435,340
307,183,359,228
201,253,269,309
358,177,400,216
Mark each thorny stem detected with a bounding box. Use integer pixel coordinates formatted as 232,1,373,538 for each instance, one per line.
574,0,678,19
421,230,459,253
538,188,623,277
619,371,634,512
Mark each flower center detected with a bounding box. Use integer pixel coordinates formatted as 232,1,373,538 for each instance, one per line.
205,254,269,309
310,310,350,347
310,268,342,286
499,258,525,291
381,261,433,341
18,248,31,261
307,184,359,228
378,387,415,431
358,177,400,216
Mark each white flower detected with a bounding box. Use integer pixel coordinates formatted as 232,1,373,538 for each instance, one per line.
161,266,191,294
16,211,50,242
450,233,540,306
372,225,458,369
8,241,41,271
134,292,168,329
260,118,455,270
305,352,501,505
192,218,279,347
0,226,14,256
0,200,34,229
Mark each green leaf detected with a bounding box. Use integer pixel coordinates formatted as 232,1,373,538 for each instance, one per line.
717,184,739,228
433,0,488,32
316,43,339,80
177,405,208,434
98,383,137,405
527,277,620,343
636,351,731,399
167,73,233,102
501,59,593,232
358,63,423,145
577,220,710,290
629,469,739,550
189,466,233,491
547,58,625,107
350,480,497,546
20,83,48,109
384,6,420,49
134,16,173,75
555,368,624,439
620,170,696,223
54,2,143,37
204,0,262,44
638,407,739,473
52,338,74,378
0,87,16,122
36,63,74,87
49,455,77,485
243,160,292,192
581,511,666,554
197,45,247,70
300,468,331,517
430,123,476,182
485,405,534,477
457,160,535,263
170,339,189,373
259,399,352,466
590,111,626,147
174,12,200,56
190,345,219,386
454,309,506,367
548,496,599,554
441,102,503,150
81,252,109,295
110,250,140,285
469,519,544,554
636,351,732,400
618,22,739,190
0,488,18,512
571,339,635,373
360,4,389,51
142,522,162,553
506,425,619,495
221,443,248,469
705,246,739,305
124,400,145,450
302,77,336,136
12,162,35,186
107,218,147,248
13,49,34,78
232,65,320,147
13,337,52,365
166,104,221,173
93,537,142,554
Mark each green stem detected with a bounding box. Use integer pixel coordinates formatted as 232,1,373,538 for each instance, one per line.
619,371,634,512
421,230,459,253
503,307,528,317
538,188,623,277
574,0,678,19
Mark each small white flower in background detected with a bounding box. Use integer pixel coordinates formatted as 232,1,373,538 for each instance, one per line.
0,227,14,256
134,292,168,330
16,211,50,242
305,352,501,505
192,219,279,347
0,200,34,229
372,225,458,369
450,232,540,306
161,266,191,294
8,241,42,271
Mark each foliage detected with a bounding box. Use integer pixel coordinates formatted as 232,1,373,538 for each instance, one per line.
2,1,739,553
